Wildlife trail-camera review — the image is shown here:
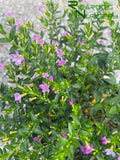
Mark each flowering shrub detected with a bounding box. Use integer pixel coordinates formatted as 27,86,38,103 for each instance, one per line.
0,0,120,159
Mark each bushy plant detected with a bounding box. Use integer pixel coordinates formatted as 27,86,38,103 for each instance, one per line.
0,0,120,159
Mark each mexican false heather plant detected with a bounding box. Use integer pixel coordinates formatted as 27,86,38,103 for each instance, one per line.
0,0,120,159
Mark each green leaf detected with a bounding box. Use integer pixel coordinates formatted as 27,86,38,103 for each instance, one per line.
0,38,10,43
109,106,117,114
0,24,7,35
20,139,29,152
18,128,30,136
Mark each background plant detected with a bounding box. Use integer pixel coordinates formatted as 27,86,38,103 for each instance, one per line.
0,0,120,159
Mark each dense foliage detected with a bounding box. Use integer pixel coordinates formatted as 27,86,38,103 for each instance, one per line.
0,0,120,159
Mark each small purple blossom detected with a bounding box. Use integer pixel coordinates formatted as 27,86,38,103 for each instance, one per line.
78,39,81,43
45,58,47,62
42,73,49,78
62,132,67,139
71,32,74,35
49,76,53,82
33,137,41,143
82,41,85,45
102,137,107,145
14,20,24,30
99,40,103,44
58,60,66,66
108,31,112,35
54,90,59,94
38,40,45,45
80,143,94,155
82,0,87,3
6,12,13,16
39,82,50,93
118,157,120,160
39,6,42,11
68,99,73,105
57,49,64,58
85,50,90,54
34,72,38,78
33,34,41,39
10,50,25,66
10,26,13,31
105,149,116,157
52,41,59,46
62,31,67,36
0,63,6,71
100,10,104,13
14,93,21,103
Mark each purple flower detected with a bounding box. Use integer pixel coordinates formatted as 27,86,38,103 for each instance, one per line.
38,40,45,45
99,40,103,44
10,26,13,31
10,50,25,66
82,41,85,45
39,6,42,11
118,157,120,160
102,137,107,145
39,82,50,93
33,137,41,143
58,60,66,66
0,63,6,71
78,39,81,43
14,20,24,30
49,76,53,82
108,31,112,35
34,72,38,78
62,132,67,139
105,149,116,157
62,31,67,36
33,34,41,39
85,50,90,54
45,58,47,62
57,49,64,58
42,73,49,78
14,93,21,103
71,32,74,35
6,12,13,16
100,10,104,13
80,143,94,155
54,90,59,94
68,99,73,105
82,0,87,3
52,41,59,46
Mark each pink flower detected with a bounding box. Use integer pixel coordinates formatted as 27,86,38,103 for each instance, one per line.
57,49,64,58
6,12,13,16
34,72,38,78
52,41,59,46
82,41,85,45
39,6,42,11
10,26,13,31
54,90,59,94
80,143,94,155
14,20,24,30
49,76,53,82
118,157,120,160
105,149,115,157
38,40,45,45
58,60,66,66
62,132,67,139
33,34,41,39
99,40,103,44
102,137,107,145
0,63,6,71
108,31,112,35
82,0,87,3
42,73,49,78
78,39,81,43
71,32,74,35
39,82,50,93
68,99,73,105
14,93,21,103
85,50,90,54
10,50,25,66
33,137,41,143
62,31,67,36
100,10,104,13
